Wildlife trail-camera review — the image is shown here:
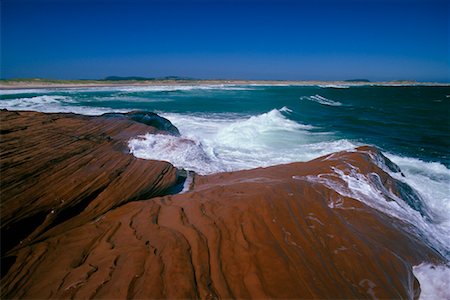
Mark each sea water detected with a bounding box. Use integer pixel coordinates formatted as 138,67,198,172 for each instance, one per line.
1,84,449,295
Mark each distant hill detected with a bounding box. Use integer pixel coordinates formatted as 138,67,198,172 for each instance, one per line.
103,76,196,81
104,76,154,81
344,79,371,82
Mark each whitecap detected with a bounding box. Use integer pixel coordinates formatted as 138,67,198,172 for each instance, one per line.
128,134,226,175
300,94,343,106
100,84,257,93
318,84,350,89
279,106,293,113
0,95,72,107
88,95,174,103
0,84,258,96
130,108,357,174
0,95,128,115
0,89,53,95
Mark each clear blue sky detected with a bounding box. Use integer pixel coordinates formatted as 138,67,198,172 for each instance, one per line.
1,0,449,81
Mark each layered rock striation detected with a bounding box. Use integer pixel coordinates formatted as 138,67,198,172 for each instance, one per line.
0,110,445,299
0,110,182,263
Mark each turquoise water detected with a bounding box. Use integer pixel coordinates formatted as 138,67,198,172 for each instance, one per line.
1,84,449,165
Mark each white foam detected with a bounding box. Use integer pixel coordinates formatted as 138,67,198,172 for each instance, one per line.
279,106,293,113
0,85,257,97
89,95,174,103
180,171,195,194
386,154,450,222
413,263,450,300
0,95,128,115
128,134,226,175
319,84,350,89
300,94,343,106
81,84,257,93
385,154,450,258
0,89,54,95
129,108,357,174
295,155,450,259
1,95,69,105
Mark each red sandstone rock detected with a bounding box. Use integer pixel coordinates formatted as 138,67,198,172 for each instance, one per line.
0,110,445,299
0,110,180,258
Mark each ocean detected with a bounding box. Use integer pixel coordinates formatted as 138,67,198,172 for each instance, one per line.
1,84,449,278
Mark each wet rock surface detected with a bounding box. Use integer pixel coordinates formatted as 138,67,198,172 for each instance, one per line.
103,111,180,136
0,110,179,259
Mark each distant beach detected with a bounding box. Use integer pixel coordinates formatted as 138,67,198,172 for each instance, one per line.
1,78,449,90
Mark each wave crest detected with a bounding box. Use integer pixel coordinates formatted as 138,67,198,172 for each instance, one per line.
301,94,343,106
318,84,350,89
295,153,450,259
128,134,224,175
128,108,356,174
0,95,129,115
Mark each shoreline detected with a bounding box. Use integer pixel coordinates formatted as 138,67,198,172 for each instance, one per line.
1,79,449,90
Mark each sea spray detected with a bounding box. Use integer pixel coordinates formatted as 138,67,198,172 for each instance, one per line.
0,95,129,115
413,263,450,300
128,133,226,175
293,152,450,260
129,108,357,174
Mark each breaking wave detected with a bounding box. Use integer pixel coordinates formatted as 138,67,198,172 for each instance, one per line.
129,108,357,174
294,151,450,259
0,95,129,115
88,84,257,93
300,94,343,106
0,89,55,95
318,84,350,89
129,134,225,174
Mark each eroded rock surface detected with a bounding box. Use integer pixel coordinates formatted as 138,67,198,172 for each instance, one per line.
0,110,180,262
0,110,444,299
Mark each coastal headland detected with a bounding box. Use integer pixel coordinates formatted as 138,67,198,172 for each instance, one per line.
1,78,448,90
0,109,446,299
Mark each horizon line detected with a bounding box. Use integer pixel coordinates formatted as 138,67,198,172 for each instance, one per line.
1,76,450,84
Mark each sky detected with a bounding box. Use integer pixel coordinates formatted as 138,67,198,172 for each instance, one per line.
1,0,449,81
